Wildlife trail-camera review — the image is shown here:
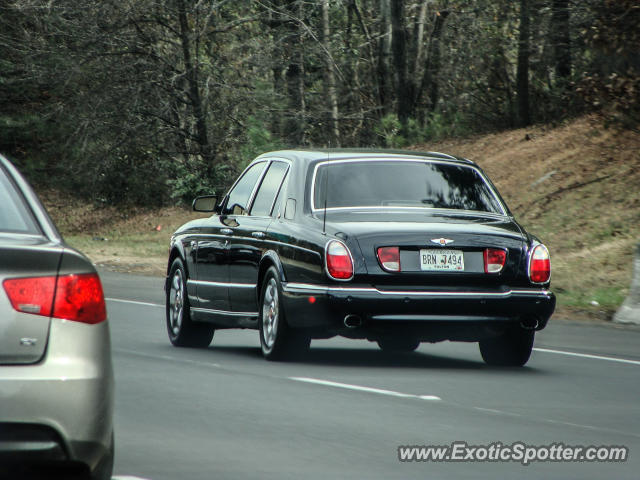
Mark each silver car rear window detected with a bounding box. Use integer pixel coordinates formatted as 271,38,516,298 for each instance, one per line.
0,167,40,234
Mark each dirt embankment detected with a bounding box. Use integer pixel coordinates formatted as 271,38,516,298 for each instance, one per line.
414,115,640,319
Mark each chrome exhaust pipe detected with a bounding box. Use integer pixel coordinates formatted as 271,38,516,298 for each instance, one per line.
521,318,539,330
344,314,362,328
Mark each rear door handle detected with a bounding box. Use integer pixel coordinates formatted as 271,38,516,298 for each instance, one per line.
220,228,233,235
251,231,266,239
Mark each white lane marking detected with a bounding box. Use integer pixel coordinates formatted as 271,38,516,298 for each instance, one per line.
474,407,522,418
534,347,640,366
473,406,640,439
113,477,153,480
106,297,164,308
113,348,221,368
290,377,441,401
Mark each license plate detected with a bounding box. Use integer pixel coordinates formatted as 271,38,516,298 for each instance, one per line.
419,249,464,271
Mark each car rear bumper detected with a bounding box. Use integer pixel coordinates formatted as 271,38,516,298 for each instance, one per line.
0,318,114,471
282,283,555,338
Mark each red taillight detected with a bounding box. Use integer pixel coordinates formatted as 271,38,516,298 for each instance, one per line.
3,276,56,317
53,274,107,324
529,244,551,284
3,273,106,324
377,246,400,272
484,248,507,273
326,240,354,280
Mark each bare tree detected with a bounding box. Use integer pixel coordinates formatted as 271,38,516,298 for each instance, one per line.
322,0,340,147
517,0,531,126
550,0,571,81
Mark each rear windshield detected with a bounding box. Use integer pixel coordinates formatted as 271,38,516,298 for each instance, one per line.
0,166,40,234
312,160,504,214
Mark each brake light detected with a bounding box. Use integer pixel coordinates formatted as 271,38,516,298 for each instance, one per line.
326,240,354,280
3,273,106,324
484,248,507,273
54,274,107,324
529,244,551,284
3,276,56,316
377,246,400,272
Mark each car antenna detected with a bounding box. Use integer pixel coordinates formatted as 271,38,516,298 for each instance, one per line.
323,146,330,235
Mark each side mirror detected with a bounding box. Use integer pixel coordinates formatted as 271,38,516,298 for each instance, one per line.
192,195,218,212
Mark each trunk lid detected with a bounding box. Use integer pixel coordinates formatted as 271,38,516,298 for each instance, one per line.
0,234,63,365
326,210,527,288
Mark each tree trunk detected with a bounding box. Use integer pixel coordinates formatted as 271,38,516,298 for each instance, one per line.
268,4,284,137
272,66,284,136
176,0,212,163
390,0,413,124
550,0,571,80
516,0,530,127
322,0,340,147
376,0,392,115
283,0,306,145
419,10,449,114
411,2,429,84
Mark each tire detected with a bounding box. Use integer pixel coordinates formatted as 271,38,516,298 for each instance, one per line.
166,258,215,348
479,328,534,366
91,431,114,480
259,266,310,360
377,337,420,353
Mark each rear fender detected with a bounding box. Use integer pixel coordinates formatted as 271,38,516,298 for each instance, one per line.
257,251,287,304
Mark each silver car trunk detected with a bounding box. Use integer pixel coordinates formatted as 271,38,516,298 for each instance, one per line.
0,235,62,364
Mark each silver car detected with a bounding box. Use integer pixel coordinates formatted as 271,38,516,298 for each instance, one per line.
0,154,114,479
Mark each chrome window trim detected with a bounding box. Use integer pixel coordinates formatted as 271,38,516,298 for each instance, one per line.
309,158,508,216
223,160,268,215
244,161,270,215
308,205,507,218
269,166,290,218
248,159,292,218
268,160,291,217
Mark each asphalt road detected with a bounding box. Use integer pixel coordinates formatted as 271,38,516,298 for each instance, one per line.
99,270,640,480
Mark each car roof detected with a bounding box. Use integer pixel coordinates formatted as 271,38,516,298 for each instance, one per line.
255,149,474,165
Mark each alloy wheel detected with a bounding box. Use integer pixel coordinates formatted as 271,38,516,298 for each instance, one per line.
262,278,279,349
169,269,184,336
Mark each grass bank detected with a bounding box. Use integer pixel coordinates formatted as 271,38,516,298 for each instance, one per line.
414,115,640,320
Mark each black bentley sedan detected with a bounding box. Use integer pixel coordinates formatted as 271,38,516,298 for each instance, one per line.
165,150,555,366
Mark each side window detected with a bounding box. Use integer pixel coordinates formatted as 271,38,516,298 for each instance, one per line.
271,173,289,218
0,167,39,234
250,162,289,217
284,198,296,220
223,162,267,215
